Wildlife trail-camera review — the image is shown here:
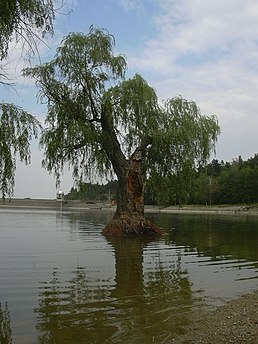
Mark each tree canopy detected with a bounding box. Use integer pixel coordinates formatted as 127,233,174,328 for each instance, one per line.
24,27,220,185
24,27,220,235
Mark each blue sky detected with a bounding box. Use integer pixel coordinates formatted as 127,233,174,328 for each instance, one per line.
2,0,258,198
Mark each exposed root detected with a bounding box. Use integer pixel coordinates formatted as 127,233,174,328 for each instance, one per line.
102,213,163,237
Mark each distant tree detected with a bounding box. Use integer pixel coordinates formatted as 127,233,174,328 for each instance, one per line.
24,27,220,236
217,162,258,204
249,166,258,202
206,159,223,176
191,173,219,206
66,181,118,202
246,153,258,169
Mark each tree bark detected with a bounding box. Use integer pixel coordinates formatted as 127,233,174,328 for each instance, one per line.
101,146,162,237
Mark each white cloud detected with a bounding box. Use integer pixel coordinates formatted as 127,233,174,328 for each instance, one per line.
126,0,258,161
119,0,145,14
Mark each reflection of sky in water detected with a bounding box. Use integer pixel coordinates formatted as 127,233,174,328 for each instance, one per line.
0,209,258,343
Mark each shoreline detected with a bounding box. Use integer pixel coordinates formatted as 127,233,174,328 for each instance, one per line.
1,198,258,217
173,290,258,343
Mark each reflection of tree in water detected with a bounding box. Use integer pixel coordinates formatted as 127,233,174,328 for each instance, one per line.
109,238,193,343
35,238,192,343
36,268,116,343
0,302,12,344
145,251,192,310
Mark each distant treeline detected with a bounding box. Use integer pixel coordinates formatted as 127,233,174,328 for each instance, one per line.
66,180,118,203
189,154,258,205
66,154,258,206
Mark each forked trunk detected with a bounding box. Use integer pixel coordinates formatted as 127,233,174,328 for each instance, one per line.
102,147,162,237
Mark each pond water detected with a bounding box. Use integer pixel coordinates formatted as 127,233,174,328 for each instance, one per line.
0,208,258,343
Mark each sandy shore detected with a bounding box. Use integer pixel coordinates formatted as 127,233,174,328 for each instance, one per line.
172,290,258,343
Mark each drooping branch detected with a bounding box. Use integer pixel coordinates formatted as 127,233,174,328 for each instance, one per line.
0,103,41,202
82,80,101,122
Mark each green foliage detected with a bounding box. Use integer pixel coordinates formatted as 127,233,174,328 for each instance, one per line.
23,27,128,183
66,180,118,202
68,153,258,205
106,73,161,155
145,97,220,205
189,154,258,205
24,27,220,202
0,0,55,60
0,104,41,202
191,173,219,205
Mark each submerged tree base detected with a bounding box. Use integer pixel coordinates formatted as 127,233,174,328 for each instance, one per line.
102,213,163,237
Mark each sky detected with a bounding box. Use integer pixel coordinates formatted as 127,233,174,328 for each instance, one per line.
2,0,258,198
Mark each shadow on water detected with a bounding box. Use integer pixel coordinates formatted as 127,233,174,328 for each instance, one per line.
34,235,193,344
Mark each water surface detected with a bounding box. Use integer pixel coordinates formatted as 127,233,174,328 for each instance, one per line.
0,209,258,343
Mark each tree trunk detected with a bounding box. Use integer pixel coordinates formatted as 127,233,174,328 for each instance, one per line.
102,146,162,237
100,102,161,237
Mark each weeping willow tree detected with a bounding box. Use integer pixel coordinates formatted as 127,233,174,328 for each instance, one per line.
0,104,41,202
24,27,220,236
